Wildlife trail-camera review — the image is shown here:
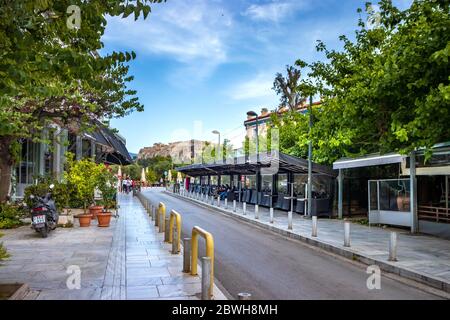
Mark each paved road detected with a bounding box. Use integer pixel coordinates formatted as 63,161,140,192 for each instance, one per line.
142,188,440,300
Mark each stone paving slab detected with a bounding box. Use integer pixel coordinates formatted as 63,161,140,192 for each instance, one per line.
0,193,227,300
169,190,450,293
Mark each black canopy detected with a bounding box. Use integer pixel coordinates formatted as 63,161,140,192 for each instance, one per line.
177,151,336,177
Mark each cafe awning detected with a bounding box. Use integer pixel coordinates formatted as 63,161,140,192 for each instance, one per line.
177,151,336,177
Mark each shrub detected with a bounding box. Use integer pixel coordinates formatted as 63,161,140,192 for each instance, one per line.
65,157,103,213
97,165,118,210
0,203,24,229
0,234,9,262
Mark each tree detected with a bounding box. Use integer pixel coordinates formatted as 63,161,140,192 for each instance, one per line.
306,0,449,163
272,64,307,111
0,0,164,201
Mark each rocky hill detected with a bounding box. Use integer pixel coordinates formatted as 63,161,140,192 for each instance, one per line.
137,140,207,163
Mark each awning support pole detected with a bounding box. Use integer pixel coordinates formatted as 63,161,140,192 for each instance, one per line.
338,169,343,219
410,151,418,233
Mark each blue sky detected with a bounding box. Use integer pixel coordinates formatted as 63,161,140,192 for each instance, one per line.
102,0,412,154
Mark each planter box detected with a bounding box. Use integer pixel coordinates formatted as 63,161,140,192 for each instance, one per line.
0,283,30,300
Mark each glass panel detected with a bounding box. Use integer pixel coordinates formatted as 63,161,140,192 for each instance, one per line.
369,181,378,211
221,175,230,186
293,174,307,197
379,180,410,212
210,175,218,186
261,175,273,192
201,176,208,185
278,174,288,194
244,175,256,189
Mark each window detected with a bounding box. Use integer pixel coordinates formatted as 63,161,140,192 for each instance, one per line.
261,174,273,192
221,175,230,186
244,175,256,189
277,174,288,194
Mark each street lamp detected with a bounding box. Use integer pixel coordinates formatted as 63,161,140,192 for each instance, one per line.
247,110,260,212
212,130,220,164
246,111,259,163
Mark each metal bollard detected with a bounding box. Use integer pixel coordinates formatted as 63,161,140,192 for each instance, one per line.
344,221,351,247
206,195,209,203
233,200,236,212
255,204,259,219
388,232,398,261
183,238,191,273
164,218,170,242
155,207,159,227
288,210,293,230
312,216,318,237
159,214,165,233
243,202,247,215
269,208,274,224
237,293,252,300
217,197,220,207
224,198,228,209
201,257,212,300
152,206,156,222
172,223,179,254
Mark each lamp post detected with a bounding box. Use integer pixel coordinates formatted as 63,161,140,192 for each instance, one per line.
212,130,220,164
246,111,259,163
307,96,313,217
247,110,260,211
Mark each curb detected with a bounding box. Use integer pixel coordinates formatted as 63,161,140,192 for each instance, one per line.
166,191,450,294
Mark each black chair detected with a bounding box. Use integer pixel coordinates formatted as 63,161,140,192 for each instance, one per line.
243,190,251,203
227,191,235,201
295,199,305,214
250,190,257,204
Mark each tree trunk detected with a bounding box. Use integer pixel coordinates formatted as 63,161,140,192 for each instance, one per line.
0,137,14,203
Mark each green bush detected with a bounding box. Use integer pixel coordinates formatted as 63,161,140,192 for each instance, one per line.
0,203,23,229
0,234,9,262
24,177,84,212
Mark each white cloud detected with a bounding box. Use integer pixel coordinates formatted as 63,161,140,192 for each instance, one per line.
102,0,233,84
228,73,277,101
242,0,309,23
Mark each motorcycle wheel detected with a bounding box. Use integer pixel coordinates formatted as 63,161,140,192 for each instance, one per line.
39,227,48,238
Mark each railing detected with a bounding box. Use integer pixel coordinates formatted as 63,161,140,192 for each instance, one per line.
418,205,450,223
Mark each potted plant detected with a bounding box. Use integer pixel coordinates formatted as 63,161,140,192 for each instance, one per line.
65,156,101,227
96,166,117,227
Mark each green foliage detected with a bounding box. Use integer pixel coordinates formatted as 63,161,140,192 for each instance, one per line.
145,168,157,184
270,111,310,158
0,203,24,229
0,0,165,201
64,156,103,213
273,65,306,110
24,175,81,211
0,233,9,262
97,166,118,210
121,163,142,181
305,0,450,163
138,156,172,180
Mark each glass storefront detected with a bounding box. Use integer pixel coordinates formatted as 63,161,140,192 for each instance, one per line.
210,175,218,186
244,175,256,189
221,175,230,186
277,174,288,194
293,174,332,199
261,174,273,192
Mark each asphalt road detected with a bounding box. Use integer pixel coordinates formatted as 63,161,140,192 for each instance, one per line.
142,188,441,300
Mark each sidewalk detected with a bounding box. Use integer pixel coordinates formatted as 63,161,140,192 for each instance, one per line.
169,190,450,294
0,193,226,300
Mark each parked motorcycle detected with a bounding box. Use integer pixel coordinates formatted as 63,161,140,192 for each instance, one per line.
30,184,59,238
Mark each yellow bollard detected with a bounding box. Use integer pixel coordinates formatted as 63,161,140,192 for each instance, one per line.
158,202,166,233
191,226,214,298
169,210,182,253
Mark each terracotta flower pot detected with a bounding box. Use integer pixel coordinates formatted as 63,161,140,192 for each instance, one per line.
97,212,112,227
76,214,93,227
89,205,103,219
